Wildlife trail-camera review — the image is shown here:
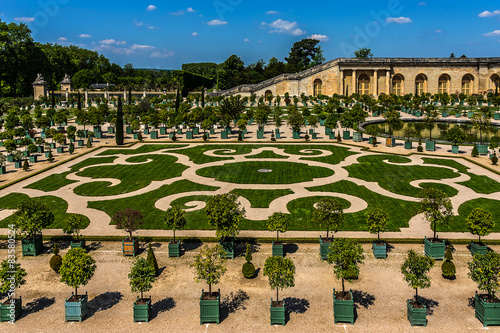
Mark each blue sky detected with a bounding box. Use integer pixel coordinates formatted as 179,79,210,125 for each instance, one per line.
3,0,500,69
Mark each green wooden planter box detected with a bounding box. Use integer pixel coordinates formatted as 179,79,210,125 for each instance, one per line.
293,131,300,139
133,133,139,140
93,126,101,133
57,147,65,154
325,127,332,135
177,129,182,135
386,137,396,147
407,299,427,327
270,299,286,326
22,234,43,256
475,292,500,327
29,155,38,163
220,239,235,259
353,132,363,142
186,131,193,139
320,119,326,126
193,127,199,135
442,111,448,118
404,141,412,150
312,133,318,140
126,126,132,134
133,297,151,323
168,240,180,258
470,242,488,256
169,132,175,139
65,293,88,322
159,127,167,135
468,111,474,118
0,166,6,175
77,140,84,147
455,111,461,118
143,128,150,135
452,145,459,154
95,131,102,139
275,132,281,139
107,127,115,134
333,289,354,324
122,237,139,256
343,130,351,140
257,130,264,139
210,129,215,135
272,241,284,257
37,146,44,153
150,131,158,139
425,140,435,152
477,144,488,156
6,155,13,162
0,297,22,322
200,290,220,325
308,129,314,135
45,152,51,158
424,236,445,260
494,113,500,120
14,161,22,169
329,133,336,140
23,150,30,157
372,241,387,259
220,130,228,139
70,239,86,249
319,237,332,260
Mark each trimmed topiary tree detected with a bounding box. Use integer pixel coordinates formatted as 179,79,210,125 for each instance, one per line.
129,257,156,300
466,208,495,244
401,249,435,301
327,238,364,293
468,251,500,302
50,244,63,273
146,244,159,277
59,248,96,297
191,244,227,297
419,188,453,240
313,198,344,239
472,145,479,157
263,256,295,302
267,212,289,243
366,208,389,242
242,244,255,279
115,97,124,145
0,257,27,300
164,205,186,243
441,248,456,279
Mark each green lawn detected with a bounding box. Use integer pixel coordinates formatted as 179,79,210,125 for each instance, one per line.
24,172,77,192
0,193,90,229
438,198,500,233
345,155,460,197
197,161,334,184
73,154,188,196
231,189,294,208
245,151,289,159
98,144,188,156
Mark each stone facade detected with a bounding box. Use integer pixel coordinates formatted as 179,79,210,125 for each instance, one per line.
218,58,500,98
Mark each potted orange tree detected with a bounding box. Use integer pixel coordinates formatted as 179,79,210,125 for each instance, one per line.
466,208,494,256
401,250,434,327
129,257,155,322
0,258,27,322
267,212,290,257
63,214,87,249
366,208,389,259
164,205,187,258
263,256,295,326
113,208,144,256
313,198,344,260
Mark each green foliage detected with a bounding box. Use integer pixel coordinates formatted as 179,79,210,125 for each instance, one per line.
14,198,54,237
242,262,256,279
285,38,324,72
59,248,96,296
22,159,29,171
466,208,495,242
471,145,479,157
129,257,156,299
62,214,87,240
245,244,252,262
86,138,92,148
68,143,74,154
53,243,60,255
447,126,466,145
401,250,435,299
365,208,389,240
204,193,245,240
492,155,498,165
267,212,290,241
313,198,344,238
191,244,227,295
112,208,144,239
263,256,295,301
354,48,373,58
116,98,124,145
164,205,187,242
50,253,63,274
146,244,159,276
419,188,453,239
445,248,453,261
327,238,364,292
441,259,456,279
0,258,27,298
468,252,500,301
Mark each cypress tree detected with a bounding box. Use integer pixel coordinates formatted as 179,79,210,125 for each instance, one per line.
128,87,132,105
147,244,159,276
201,87,205,108
77,91,81,110
115,97,124,145
175,88,180,113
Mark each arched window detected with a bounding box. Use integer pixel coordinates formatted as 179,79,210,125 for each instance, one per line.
392,75,404,96
438,74,451,94
313,79,322,97
265,90,273,99
358,74,370,95
461,74,474,96
415,74,427,95
491,74,500,93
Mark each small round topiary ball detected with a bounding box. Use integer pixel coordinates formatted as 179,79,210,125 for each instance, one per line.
242,262,256,279
441,260,456,279
492,155,498,166
50,254,63,274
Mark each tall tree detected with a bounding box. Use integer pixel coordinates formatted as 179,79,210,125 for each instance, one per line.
354,48,373,58
115,97,124,145
285,38,325,72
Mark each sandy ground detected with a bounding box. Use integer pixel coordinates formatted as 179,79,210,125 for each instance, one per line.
1,241,499,332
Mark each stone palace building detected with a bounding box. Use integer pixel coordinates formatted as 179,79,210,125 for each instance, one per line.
218,57,500,98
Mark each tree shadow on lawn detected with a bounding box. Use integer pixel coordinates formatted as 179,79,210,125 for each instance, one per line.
220,290,249,323
151,297,176,320
23,297,56,317
283,297,310,324
87,291,123,318
352,290,376,309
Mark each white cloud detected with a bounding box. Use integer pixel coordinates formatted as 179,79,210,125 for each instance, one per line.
79,34,92,38
171,7,196,15
14,17,35,23
146,5,157,11
308,34,329,41
479,10,500,17
146,25,158,29
187,7,195,13
192,32,198,36
151,50,174,58
244,38,250,42
131,44,154,50
484,30,500,37
99,39,126,45
386,17,413,24
207,19,228,25
266,19,306,35
418,2,426,5
435,29,442,33
134,20,144,26
58,37,68,42
266,11,279,14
